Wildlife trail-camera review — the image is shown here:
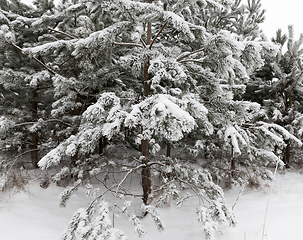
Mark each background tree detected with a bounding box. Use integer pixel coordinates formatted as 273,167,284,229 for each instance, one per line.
0,2,58,168
245,26,303,168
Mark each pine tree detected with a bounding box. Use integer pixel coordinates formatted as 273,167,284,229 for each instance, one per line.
246,26,303,168
0,1,58,167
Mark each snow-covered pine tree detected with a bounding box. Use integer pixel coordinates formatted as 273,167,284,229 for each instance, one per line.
246,26,303,168
0,0,58,168
2,0,302,239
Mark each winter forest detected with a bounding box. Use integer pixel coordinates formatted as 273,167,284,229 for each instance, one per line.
1,0,303,239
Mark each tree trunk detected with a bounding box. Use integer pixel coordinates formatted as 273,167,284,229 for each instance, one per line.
31,88,39,168
141,0,153,205
98,136,107,154
141,139,151,205
166,142,171,157
283,140,291,168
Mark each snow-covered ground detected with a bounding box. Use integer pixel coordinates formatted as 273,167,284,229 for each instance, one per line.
1,171,303,240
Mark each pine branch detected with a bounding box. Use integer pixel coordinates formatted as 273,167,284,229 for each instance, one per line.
176,48,205,62
215,17,225,28
149,21,168,49
96,46,108,57
178,59,205,64
112,42,144,48
10,43,57,75
58,55,75,67
13,119,72,128
48,27,77,39
140,38,147,48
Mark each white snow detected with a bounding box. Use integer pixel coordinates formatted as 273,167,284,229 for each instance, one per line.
1,171,303,240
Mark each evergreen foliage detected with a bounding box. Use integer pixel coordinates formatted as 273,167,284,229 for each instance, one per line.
1,0,302,240
245,25,303,168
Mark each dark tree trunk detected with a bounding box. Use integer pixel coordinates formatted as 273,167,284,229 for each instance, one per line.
166,142,171,157
141,139,151,205
141,1,153,205
98,136,107,154
31,89,39,168
225,158,236,189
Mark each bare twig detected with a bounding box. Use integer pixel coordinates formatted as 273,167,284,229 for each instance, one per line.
175,176,209,204
96,46,107,57
48,27,77,39
115,164,146,201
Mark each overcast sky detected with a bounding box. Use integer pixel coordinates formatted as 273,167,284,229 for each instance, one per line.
260,0,303,39
19,0,302,39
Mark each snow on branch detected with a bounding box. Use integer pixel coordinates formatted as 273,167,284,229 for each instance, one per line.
224,125,247,155
118,0,195,41
83,92,127,141
117,0,162,14
23,21,130,60
252,147,282,166
62,200,127,240
125,94,196,142
258,121,302,147
163,11,195,41
38,144,66,169
31,3,85,28
72,21,131,56
0,116,13,136
0,11,10,25
22,39,76,59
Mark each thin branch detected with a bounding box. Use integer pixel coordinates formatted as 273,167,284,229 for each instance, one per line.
96,46,107,57
7,149,40,172
10,43,57,75
147,161,165,167
149,21,168,49
115,164,146,200
58,55,75,67
87,184,118,210
178,59,205,64
46,119,73,127
112,42,144,48
215,17,225,28
175,176,210,204
48,27,77,39
140,38,147,48
13,119,72,128
176,48,205,62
